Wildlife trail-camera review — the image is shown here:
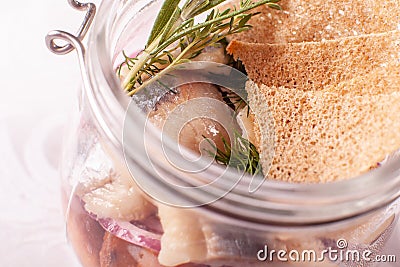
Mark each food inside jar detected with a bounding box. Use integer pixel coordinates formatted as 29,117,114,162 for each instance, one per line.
67,0,400,266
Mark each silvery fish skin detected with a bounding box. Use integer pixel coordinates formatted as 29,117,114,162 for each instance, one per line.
158,204,295,267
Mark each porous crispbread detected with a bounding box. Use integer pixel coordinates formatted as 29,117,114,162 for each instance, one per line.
225,0,400,43
227,30,400,92
323,66,400,97
223,0,400,182
247,81,400,183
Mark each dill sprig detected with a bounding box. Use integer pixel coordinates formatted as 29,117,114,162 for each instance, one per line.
119,0,281,95
222,90,248,112
204,131,262,175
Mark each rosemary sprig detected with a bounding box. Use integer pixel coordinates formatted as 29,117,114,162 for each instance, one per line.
203,131,262,175
119,0,281,95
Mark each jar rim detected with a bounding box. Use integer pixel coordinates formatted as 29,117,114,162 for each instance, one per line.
83,0,400,226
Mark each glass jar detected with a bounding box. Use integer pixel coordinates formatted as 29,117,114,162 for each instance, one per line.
47,0,400,266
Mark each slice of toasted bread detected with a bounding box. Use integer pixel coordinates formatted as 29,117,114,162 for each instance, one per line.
246,81,400,183
227,30,400,92
223,0,400,43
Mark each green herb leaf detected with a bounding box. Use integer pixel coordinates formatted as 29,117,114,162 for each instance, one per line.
267,3,281,10
121,0,281,94
203,131,262,175
182,0,226,19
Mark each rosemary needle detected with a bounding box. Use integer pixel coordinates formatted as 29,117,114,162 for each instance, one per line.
119,0,281,94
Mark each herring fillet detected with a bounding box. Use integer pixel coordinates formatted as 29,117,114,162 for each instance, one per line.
82,177,156,221
158,205,208,266
157,205,288,266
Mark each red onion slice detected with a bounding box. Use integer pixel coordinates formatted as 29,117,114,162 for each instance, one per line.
98,217,162,252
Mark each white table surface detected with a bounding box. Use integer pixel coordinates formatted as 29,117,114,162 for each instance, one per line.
0,1,399,267
0,1,95,266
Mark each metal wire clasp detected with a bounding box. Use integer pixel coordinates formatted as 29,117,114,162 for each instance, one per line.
45,0,96,55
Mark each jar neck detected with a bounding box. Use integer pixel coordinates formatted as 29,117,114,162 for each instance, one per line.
84,0,400,226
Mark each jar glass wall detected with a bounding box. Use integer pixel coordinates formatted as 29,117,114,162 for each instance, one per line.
58,0,400,266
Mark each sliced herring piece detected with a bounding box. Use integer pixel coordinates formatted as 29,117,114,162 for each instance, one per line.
158,205,207,266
